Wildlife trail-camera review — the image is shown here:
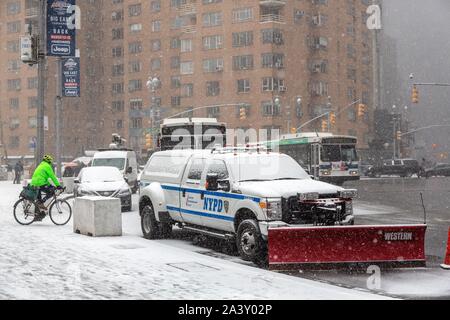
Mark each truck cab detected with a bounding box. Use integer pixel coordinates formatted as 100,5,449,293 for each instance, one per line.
139,148,356,264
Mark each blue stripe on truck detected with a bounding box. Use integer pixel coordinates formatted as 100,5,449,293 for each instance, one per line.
161,185,260,203
166,205,234,222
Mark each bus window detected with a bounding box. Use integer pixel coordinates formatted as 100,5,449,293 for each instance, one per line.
321,145,341,162
341,145,358,162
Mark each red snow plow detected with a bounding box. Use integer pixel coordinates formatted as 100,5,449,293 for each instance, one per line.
268,224,427,271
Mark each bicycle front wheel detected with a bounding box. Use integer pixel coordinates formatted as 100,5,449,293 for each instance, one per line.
49,199,72,226
13,198,36,225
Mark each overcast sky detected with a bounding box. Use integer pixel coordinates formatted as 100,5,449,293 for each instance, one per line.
382,0,450,152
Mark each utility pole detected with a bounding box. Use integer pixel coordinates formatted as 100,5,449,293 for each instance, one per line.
0,109,8,164
55,58,63,178
36,0,47,166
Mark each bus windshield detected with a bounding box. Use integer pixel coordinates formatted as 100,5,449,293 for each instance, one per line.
321,145,358,162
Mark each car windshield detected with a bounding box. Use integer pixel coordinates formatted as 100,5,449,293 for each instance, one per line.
92,158,125,171
81,167,123,183
229,154,310,182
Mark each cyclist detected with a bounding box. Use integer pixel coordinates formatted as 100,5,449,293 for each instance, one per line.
30,154,63,220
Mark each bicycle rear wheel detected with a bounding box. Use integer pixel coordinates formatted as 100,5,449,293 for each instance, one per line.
13,198,36,225
49,199,72,226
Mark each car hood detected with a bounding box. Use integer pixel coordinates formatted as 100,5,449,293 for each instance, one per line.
80,181,127,192
235,179,344,198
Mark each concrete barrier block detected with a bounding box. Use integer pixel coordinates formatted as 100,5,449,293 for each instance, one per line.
73,197,122,237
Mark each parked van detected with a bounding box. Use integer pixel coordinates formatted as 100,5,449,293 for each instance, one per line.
91,149,139,193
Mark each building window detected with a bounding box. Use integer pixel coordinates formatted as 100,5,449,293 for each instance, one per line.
261,53,284,69
181,39,193,52
182,84,194,97
262,77,285,92
207,106,220,118
202,12,222,27
171,96,181,107
129,42,142,54
151,58,161,71
203,58,223,73
180,61,194,74
151,39,161,51
206,81,220,96
232,8,253,23
152,20,161,32
232,31,253,47
237,79,250,93
128,4,141,17
232,55,253,70
130,99,143,110
261,101,280,116
129,23,142,33
203,35,223,50
112,47,123,57
261,29,284,45
128,61,141,73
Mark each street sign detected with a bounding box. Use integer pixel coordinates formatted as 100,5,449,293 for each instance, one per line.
46,0,76,57
62,57,80,97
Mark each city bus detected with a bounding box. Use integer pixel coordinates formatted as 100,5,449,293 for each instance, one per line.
158,118,227,151
267,133,360,185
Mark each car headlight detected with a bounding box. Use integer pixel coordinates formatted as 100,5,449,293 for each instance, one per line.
118,188,131,196
298,192,319,201
339,189,358,199
321,170,331,176
260,199,283,221
79,189,96,196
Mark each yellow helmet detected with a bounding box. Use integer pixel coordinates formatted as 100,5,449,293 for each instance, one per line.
43,154,53,164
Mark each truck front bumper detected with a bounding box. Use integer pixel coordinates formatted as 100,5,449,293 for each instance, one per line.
258,215,355,239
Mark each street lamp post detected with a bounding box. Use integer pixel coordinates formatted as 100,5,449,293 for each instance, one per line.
146,76,161,150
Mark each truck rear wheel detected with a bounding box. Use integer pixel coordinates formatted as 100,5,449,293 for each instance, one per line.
141,203,160,239
236,219,267,267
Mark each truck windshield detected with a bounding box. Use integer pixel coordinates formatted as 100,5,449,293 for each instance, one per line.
92,158,125,171
231,154,310,182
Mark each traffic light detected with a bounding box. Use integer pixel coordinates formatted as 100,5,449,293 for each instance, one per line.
330,112,336,125
145,133,153,149
290,127,297,134
411,85,419,104
239,107,247,120
357,104,366,118
321,119,328,132
396,130,402,141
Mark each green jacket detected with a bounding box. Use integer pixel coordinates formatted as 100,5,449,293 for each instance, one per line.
31,161,60,187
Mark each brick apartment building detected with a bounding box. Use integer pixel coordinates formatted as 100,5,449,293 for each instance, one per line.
1,0,375,162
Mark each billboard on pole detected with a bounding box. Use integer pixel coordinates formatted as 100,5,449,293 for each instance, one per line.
62,57,80,97
46,0,76,57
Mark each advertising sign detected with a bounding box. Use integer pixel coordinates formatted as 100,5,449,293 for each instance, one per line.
62,57,80,97
47,0,76,56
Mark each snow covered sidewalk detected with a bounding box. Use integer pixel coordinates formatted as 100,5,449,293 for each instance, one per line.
0,182,387,300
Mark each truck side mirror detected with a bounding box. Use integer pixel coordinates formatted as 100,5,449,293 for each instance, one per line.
205,173,219,191
126,167,133,174
74,179,80,184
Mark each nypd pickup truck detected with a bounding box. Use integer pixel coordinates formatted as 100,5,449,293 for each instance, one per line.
139,148,357,265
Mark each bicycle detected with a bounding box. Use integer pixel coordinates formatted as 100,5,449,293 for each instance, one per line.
13,186,72,226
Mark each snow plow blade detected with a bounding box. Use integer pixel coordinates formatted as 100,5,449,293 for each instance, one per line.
268,225,426,271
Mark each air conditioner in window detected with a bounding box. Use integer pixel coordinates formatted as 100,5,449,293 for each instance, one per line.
216,66,223,72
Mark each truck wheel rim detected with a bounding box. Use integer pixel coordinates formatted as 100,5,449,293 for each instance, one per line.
241,231,256,255
143,208,152,233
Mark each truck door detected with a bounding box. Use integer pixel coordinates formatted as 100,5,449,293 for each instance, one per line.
180,157,206,226
310,143,320,180
202,159,233,232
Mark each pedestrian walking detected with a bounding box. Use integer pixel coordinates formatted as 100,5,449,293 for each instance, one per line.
13,160,24,184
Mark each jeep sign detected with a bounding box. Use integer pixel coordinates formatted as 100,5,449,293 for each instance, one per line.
47,0,76,57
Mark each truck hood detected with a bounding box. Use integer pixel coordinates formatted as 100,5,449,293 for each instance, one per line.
235,179,343,198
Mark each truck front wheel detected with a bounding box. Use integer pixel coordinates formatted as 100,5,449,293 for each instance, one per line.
141,203,160,239
236,219,267,267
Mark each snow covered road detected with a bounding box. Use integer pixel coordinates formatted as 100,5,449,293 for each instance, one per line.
0,182,387,300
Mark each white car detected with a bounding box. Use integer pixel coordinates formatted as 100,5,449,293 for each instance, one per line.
74,166,132,212
91,150,139,194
